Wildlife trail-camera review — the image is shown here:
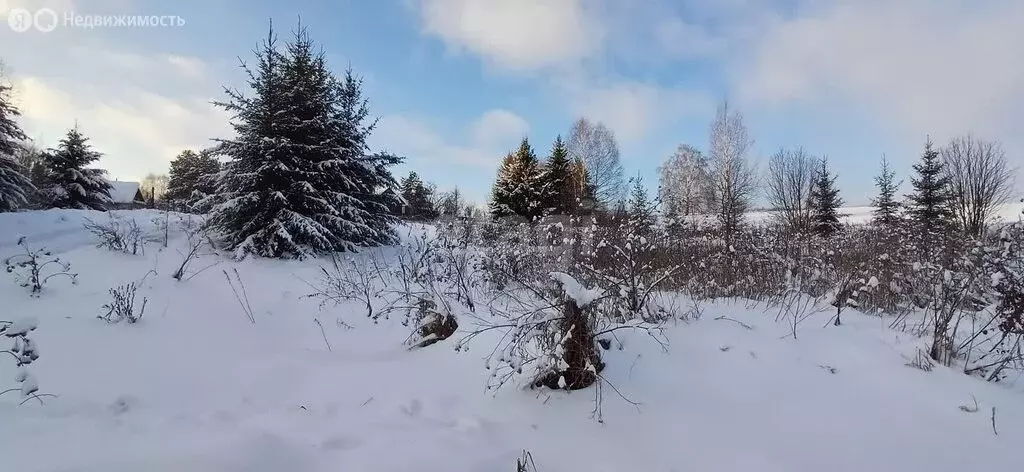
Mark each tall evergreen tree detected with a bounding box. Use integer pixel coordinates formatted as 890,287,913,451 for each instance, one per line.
489,138,543,220
809,157,843,237
166,149,221,206
42,126,112,210
871,155,901,228
541,135,574,216
0,76,33,212
906,137,952,237
399,171,438,220
204,24,401,258
332,68,403,246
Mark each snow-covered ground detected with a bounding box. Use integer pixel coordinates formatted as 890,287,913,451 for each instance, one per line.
1,209,1022,472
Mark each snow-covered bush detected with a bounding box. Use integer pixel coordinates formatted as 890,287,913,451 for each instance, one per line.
310,227,484,348
4,237,77,296
1,316,46,404
83,214,146,255
459,271,608,392
100,282,147,324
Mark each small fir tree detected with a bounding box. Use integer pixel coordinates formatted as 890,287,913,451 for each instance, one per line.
871,155,901,228
809,157,843,237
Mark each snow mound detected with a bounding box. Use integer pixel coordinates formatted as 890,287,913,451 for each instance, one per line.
550,272,604,307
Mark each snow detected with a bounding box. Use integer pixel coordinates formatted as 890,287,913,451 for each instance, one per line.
3,316,38,337
549,271,604,307
1,209,1023,471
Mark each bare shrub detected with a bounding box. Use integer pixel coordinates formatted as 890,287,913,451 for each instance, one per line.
83,215,146,255
308,225,482,348
223,268,255,324
1,316,53,405
100,282,147,324
172,220,219,281
4,237,77,296
516,450,538,472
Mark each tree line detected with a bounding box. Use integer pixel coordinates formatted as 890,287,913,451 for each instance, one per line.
484,99,1016,246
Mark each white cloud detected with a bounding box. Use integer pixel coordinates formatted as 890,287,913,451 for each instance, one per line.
414,0,603,71
738,0,1024,148
4,36,230,181
375,109,529,170
13,74,229,181
562,79,714,143
471,109,528,145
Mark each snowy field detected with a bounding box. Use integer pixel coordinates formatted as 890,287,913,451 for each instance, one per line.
1,208,1023,472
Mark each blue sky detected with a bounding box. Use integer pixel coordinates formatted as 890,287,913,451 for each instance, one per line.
3,0,1022,206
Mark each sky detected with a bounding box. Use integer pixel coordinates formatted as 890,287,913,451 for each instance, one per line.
1,0,1022,206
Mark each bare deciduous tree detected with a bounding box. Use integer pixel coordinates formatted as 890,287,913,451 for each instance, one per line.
766,147,816,233
708,101,757,241
942,135,1015,237
658,144,711,217
567,118,624,208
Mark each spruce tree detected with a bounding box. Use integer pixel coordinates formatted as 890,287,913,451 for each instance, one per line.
399,171,438,220
0,77,33,212
906,137,952,238
42,127,112,210
626,174,655,233
332,67,403,246
541,135,574,216
871,155,901,228
490,152,519,219
166,149,221,206
489,138,543,221
204,24,401,258
809,157,843,237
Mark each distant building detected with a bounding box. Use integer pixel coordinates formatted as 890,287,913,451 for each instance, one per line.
107,180,146,209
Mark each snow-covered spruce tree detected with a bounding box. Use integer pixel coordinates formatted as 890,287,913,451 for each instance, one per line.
809,157,843,237
165,149,221,209
331,67,403,247
399,171,438,221
541,135,575,216
0,76,35,212
204,24,400,258
871,155,901,228
489,138,544,221
41,127,112,210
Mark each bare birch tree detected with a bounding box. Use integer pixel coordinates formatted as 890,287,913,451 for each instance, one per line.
766,147,816,233
708,101,756,241
942,135,1015,237
567,118,624,208
658,144,711,217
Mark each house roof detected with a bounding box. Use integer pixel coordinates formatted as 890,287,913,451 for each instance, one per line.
107,180,144,203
